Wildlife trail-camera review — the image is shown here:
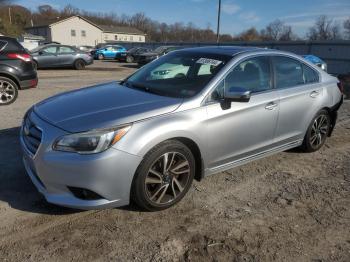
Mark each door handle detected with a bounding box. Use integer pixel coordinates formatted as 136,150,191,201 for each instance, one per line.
265,102,278,110
310,90,320,98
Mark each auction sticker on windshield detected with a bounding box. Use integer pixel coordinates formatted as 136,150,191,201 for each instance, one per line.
196,58,222,66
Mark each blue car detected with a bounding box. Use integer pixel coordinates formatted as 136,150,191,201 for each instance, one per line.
302,55,327,72
93,45,127,60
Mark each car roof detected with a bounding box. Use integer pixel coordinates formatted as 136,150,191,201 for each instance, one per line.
177,46,267,56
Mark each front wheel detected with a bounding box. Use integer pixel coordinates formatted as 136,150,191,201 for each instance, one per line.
0,77,18,106
98,54,104,60
301,110,330,152
132,140,195,211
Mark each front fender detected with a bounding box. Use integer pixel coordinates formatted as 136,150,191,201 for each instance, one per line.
113,107,209,166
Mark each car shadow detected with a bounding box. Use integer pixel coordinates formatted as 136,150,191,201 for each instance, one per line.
0,127,79,215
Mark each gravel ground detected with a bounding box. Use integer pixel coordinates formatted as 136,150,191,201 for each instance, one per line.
0,61,349,261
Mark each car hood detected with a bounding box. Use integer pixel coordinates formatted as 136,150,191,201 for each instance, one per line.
34,82,182,133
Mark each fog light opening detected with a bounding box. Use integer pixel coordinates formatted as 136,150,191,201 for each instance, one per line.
68,187,104,200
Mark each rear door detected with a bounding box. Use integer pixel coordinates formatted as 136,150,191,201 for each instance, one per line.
206,55,280,168
272,56,323,145
56,46,76,66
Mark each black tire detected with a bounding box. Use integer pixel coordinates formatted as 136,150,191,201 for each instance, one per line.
98,54,104,60
0,77,18,106
132,140,195,211
74,59,85,70
126,56,134,63
301,109,330,152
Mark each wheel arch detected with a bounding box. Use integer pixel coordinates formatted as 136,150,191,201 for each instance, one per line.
169,137,204,182
321,106,338,137
0,72,20,89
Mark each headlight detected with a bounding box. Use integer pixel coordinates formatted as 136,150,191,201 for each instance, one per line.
53,125,131,154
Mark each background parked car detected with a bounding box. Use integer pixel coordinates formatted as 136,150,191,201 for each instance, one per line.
0,36,37,105
31,44,93,70
135,45,180,66
125,47,151,63
302,55,327,72
93,45,127,60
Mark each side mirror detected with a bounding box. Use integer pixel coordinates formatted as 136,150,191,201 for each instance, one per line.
38,51,44,55
104,48,108,51
224,87,251,103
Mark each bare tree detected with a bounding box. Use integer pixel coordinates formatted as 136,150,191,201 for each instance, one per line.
307,15,342,40
238,27,261,41
344,17,350,39
261,19,295,41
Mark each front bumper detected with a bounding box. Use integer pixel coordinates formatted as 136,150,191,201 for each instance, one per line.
20,110,142,210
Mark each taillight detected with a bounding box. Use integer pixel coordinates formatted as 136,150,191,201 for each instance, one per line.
7,53,32,62
337,82,344,94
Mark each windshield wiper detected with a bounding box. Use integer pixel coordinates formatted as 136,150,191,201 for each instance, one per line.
123,81,162,96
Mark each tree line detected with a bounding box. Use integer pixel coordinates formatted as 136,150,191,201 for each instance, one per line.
0,3,350,42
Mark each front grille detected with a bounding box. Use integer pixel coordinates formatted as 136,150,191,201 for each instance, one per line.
22,116,42,155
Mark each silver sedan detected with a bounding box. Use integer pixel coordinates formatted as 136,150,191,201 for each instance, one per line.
20,46,343,211
31,44,93,70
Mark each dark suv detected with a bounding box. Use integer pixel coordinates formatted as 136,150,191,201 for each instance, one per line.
0,36,38,105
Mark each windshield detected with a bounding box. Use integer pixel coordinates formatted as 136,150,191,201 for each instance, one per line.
123,51,232,98
154,46,168,53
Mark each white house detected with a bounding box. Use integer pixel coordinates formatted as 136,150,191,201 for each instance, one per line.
25,15,146,46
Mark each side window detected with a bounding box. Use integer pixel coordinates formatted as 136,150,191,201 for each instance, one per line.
43,46,57,54
58,46,75,54
210,56,272,102
226,56,272,92
303,64,319,84
274,56,304,88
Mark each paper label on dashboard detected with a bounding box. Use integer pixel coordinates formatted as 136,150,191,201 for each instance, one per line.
196,58,222,66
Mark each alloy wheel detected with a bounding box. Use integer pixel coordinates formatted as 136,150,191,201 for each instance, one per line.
0,80,16,104
310,114,329,149
145,152,191,205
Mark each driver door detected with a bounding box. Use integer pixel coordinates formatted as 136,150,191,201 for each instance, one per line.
205,55,280,169
37,46,58,67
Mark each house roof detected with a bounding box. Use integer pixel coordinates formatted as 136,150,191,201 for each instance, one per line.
26,15,145,35
99,25,146,35
22,33,45,40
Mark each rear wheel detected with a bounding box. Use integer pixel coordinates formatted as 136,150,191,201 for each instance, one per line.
0,77,18,106
132,140,195,211
74,59,85,70
126,56,134,63
301,110,330,152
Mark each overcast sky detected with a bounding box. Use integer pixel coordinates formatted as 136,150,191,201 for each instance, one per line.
16,0,350,36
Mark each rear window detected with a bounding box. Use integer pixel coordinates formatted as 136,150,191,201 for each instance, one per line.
273,56,304,88
303,64,319,84
0,40,7,51
0,38,25,52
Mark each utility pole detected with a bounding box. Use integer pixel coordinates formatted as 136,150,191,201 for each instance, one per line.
8,7,12,25
216,0,221,44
